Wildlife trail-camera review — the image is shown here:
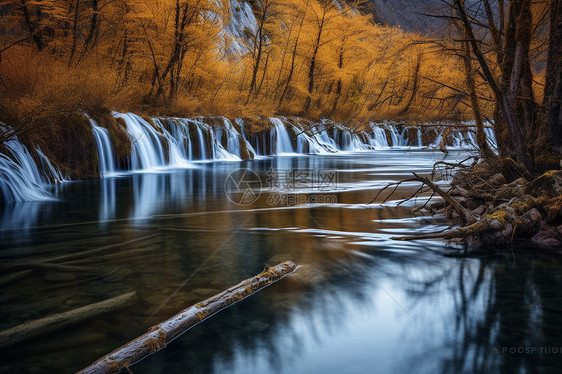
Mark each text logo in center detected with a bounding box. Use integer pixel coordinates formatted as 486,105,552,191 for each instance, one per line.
224,169,262,205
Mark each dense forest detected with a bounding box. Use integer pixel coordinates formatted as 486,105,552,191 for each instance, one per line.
0,0,482,131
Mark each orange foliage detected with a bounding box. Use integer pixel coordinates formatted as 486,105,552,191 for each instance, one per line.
0,0,487,130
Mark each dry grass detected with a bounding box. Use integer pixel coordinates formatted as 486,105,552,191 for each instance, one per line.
0,46,141,134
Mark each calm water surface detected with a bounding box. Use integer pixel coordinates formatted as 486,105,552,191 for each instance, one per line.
1,150,561,374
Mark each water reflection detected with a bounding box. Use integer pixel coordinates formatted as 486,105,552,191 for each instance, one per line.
0,151,561,374
99,178,116,222
130,252,562,374
0,201,49,232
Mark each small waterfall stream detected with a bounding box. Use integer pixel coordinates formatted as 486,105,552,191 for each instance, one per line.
91,118,117,177
270,118,295,154
0,138,64,202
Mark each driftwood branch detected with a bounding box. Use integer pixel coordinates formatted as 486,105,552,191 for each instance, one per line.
78,261,298,374
412,172,476,224
0,292,137,349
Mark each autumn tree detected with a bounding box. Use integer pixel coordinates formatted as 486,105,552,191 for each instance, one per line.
451,0,561,171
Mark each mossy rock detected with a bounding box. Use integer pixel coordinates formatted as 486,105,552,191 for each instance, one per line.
525,170,562,198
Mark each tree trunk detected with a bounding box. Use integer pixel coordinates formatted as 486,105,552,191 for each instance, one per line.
0,292,137,349
304,9,326,114
21,0,43,50
454,0,533,171
82,0,99,54
77,261,297,374
543,0,562,151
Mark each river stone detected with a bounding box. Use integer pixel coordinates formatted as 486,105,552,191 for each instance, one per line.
521,208,542,230
532,229,560,246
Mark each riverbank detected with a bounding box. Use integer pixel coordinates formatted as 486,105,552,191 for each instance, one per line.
392,159,562,249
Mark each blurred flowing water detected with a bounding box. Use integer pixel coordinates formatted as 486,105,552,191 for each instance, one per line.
1,150,561,374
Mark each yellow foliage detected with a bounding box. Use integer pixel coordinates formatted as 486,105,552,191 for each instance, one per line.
0,0,499,127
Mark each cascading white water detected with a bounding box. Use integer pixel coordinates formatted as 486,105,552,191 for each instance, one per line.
91,120,117,177
195,123,208,160
114,112,168,171
336,127,370,151
314,127,339,152
484,127,497,150
211,118,243,161
36,148,66,183
152,118,194,167
270,118,295,154
383,124,409,147
114,112,197,170
430,128,445,148
222,118,242,156
0,139,55,202
368,124,390,148
294,124,336,154
1,113,500,202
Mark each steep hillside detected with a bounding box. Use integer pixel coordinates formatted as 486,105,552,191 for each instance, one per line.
369,0,447,32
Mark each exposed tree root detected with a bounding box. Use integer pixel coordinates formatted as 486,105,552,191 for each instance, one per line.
377,160,562,248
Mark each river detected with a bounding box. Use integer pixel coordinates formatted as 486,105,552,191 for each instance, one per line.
1,149,561,374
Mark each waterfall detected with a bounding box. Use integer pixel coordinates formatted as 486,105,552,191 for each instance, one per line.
314,127,339,152
270,118,295,154
91,119,117,177
36,148,66,183
152,118,194,167
484,126,497,150
386,125,401,147
1,112,501,203
236,118,257,158
368,125,390,148
0,139,55,202
212,119,242,161
294,124,335,154
114,113,168,170
195,123,208,160
114,112,198,170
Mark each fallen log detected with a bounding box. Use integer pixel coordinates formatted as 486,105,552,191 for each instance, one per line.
0,292,137,349
77,261,297,374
